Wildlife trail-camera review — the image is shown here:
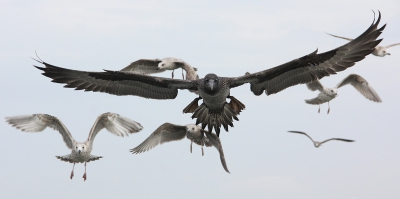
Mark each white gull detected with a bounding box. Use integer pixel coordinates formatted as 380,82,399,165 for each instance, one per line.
5,112,143,181
305,74,382,114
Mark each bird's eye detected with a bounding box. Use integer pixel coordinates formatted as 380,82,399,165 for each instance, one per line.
192,128,194,131
76,146,78,149
82,147,84,149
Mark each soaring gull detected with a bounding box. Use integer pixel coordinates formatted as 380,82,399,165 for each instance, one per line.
5,112,143,181
130,123,229,173
120,57,199,80
34,12,385,136
287,131,355,148
325,32,399,57
305,74,382,114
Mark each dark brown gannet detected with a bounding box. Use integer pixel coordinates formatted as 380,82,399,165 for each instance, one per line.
287,131,355,148
305,74,382,114
5,113,143,181
34,12,385,136
130,123,229,173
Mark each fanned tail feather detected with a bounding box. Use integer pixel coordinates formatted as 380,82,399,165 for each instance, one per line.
192,103,241,137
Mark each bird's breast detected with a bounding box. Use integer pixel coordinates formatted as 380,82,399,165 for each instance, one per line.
198,89,230,110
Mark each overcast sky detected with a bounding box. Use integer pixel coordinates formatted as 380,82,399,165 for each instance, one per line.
1,0,399,198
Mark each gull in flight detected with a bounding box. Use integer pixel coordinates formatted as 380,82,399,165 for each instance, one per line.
287,131,355,148
130,123,229,173
5,112,143,181
325,32,399,57
34,12,385,136
120,57,199,80
305,74,382,114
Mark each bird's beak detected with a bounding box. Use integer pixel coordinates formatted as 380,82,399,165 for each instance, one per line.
209,80,215,91
78,150,81,154
388,53,391,55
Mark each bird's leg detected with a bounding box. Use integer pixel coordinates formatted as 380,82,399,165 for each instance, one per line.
171,70,175,79
182,68,185,79
190,141,193,153
327,102,330,114
70,163,75,179
202,146,204,156
318,105,320,114
82,162,87,181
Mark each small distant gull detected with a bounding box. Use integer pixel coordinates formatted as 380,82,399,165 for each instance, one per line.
305,74,382,114
120,57,199,80
130,123,229,173
287,131,355,148
5,112,143,181
326,32,400,57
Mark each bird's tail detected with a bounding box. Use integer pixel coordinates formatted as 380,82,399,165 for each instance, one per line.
191,101,244,137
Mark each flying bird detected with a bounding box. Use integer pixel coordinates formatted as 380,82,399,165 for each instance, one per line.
5,113,143,181
305,74,382,114
287,131,355,148
120,57,199,80
130,123,229,173
325,32,399,57
33,12,385,136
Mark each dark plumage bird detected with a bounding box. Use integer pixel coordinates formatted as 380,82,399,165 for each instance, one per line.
287,131,355,148
34,12,385,136
130,123,229,173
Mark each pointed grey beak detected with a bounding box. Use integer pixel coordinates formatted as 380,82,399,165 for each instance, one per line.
78,150,81,154
388,53,391,55
208,80,215,91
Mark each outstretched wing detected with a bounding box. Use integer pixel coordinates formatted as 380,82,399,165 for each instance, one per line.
5,114,76,149
120,59,165,74
385,43,400,49
130,123,187,154
287,131,315,144
204,131,230,173
229,12,385,96
306,79,324,92
336,74,382,102
320,138,355,145
34,61,199,100
87,112,143,142
325,32,354,41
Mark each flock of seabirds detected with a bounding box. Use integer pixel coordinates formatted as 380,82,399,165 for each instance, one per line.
5,11,400,181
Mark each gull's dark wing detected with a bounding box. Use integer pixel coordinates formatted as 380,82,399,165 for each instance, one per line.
320,138,355,145
34,61,199,100
229,12,385,96
325,32,354,41
205,131,230,173
5,114,76,149
287,131,315,143
336,74,382,102
130,123,187,154
120,59,165,74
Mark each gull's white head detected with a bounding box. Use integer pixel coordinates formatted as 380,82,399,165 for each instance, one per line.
374,46,390,57
74,143,87,154
157,60,170,70
185,124,202,134
325,88,338,97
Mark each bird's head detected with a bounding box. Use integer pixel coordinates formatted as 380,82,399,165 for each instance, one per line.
204,74,220,93
186,124,201,134
157,61,168,70
74,143,87,154
328,88,338,96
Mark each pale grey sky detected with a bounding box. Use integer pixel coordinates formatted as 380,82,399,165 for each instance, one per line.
1,0,400,198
